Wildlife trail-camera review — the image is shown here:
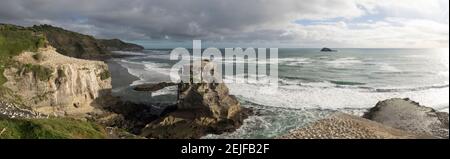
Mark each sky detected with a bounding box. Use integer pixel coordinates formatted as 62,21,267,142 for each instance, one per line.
0,0,449,48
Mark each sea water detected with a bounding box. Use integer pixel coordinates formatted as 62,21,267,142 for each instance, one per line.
111,48,449,138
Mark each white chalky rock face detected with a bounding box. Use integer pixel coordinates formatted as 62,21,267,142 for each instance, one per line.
3,47,112,117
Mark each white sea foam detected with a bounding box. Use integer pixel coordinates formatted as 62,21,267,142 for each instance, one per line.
377,63,402,72
300,81,336,87
143,63,171,73
203,106,332,139
226,81,449,111
151,85,178,97
112,51,146,56
438,71,449,77
116,59,175,85
325,57,363,68
279,58,312,66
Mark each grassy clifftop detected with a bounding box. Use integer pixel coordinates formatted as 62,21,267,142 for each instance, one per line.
99,39,144,51
1,23,144,62
0,24,46,57
31,24,110,60
32,24,144,60
0,117,107,139
0,24,47,86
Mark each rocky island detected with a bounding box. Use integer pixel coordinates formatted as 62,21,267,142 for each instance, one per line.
320,47,337,52
138,60,251,139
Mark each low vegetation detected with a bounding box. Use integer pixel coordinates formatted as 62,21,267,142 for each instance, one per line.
1,24,47,86
31,24,110,60
0,24,46,57
32,52,44,61
0,117,108,139
0,67,6,87
99,70,111,80
18,64,53,81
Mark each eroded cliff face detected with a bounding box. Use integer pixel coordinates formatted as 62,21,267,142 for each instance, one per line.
3,47,112,117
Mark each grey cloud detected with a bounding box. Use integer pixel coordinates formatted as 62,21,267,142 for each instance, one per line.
0,0,447,47
0,0,364,40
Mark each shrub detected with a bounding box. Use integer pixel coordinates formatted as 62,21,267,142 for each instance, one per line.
57,69,66,78
32,52,44,61
99,70,111,80
19,64,53,81
0,67,6,86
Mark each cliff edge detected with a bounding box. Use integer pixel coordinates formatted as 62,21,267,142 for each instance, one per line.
3,46,112,117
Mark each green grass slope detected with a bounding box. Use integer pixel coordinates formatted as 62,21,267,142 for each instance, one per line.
31,24,111,60
0,24,47,86
0,117,108,139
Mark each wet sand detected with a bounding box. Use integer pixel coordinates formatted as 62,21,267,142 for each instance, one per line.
107,59,140,89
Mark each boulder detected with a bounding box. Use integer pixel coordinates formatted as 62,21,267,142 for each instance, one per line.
363,98,449,138
133,82,177,92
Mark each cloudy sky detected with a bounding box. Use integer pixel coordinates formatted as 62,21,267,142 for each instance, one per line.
0,0,448,48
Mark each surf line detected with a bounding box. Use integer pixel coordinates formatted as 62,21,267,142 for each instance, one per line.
181,143,216,157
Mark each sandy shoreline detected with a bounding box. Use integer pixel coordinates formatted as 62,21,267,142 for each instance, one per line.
107,59,140,89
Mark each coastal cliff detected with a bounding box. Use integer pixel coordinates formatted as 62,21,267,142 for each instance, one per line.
3,46,112,117
0,23,139,138
1,23,144,118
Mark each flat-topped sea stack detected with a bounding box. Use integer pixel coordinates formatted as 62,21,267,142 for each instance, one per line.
139,60,251,139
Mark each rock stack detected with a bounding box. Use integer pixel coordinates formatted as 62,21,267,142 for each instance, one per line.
140,60,250,139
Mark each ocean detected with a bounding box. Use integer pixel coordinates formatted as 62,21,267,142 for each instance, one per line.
109,48,449,139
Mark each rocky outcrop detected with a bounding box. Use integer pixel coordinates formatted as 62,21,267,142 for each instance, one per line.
3,46,113,118
278,113,426,139
279,98,448,139
133,82,177,92
363,98,449,139
140,60,251,139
